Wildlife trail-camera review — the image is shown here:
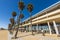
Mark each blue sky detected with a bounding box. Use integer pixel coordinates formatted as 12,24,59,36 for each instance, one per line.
0,0,59,29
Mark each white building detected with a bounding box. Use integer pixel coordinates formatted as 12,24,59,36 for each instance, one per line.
21,1,60,36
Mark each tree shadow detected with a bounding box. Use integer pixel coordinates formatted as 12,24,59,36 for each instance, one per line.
18,33,35,38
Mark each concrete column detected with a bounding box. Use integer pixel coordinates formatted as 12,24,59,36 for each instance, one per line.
27,26,29,32
29,26,30,32
29,25,31,32
29,25,32,32
26,26,27,32
36,24,39,33
53,21,59,35
26,26,28,32
47,22,52,35
37,24,39,31
34,25,36,32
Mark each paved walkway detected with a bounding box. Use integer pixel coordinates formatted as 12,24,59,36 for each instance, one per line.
0,30,8,40
9,31,60,40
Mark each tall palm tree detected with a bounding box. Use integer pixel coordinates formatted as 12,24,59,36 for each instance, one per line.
8,24,12,30
27,3,33,35
8,24,13,34
12,11,17,30
15,1,25,38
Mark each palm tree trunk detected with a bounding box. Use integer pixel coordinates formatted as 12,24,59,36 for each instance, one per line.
15,24,19,38
15,18,20,38
30,13,34,35
13,17,15,31
15,10,23,38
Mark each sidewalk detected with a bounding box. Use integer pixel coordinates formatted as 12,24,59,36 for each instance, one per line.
11,31,60,40
0,30,8,40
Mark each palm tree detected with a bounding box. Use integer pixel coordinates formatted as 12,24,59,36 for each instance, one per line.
12,11,17,17
12,11,17,30
8,24,12,30
8,24,13,34
15,1,25,38
27,4,33,12
19,13,24,19
27,3,34,35
18,1,25,10
10,18,16,31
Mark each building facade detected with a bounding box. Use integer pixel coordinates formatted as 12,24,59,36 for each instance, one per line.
21,1,60,36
